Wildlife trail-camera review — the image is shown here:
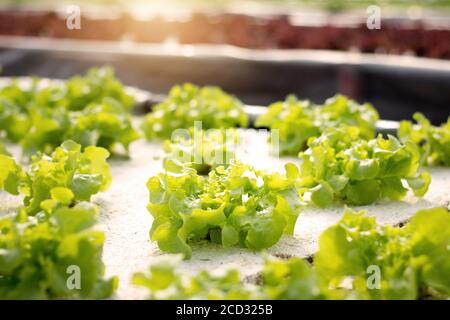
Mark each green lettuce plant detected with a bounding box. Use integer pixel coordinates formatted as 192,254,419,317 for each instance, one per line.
142,83,248,140
399,113,450,166
0,202,118,299
0,140,111,215
163,127,239,175
0,67,138,155
147,160,301,259
133,255,263,300
298,127,430,207
255,94,379,155
315,207,450,299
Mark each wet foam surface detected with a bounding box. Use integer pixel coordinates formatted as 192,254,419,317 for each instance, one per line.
1,131,449,299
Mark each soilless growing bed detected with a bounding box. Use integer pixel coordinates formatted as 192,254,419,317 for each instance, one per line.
0,69,449,300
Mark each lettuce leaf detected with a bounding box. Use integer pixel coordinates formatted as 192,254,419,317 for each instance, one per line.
0,203,118,300
68,98,139,152
0,140,112,216
298,127,430,206
142,83,248,140
261,256,324,300
147,161,301,259
23,140,111,215
315,207,450,299
399,112,450,166
0,67,138,155
163,127,239,175
256,94,379,155
133,255,263,300
0,154,24,195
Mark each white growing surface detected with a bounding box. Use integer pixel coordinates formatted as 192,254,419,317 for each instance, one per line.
1,131,449,299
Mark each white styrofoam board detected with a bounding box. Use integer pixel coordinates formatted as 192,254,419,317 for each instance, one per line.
1,131,449,299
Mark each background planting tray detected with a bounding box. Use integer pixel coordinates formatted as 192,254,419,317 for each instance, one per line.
1,37,450,124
